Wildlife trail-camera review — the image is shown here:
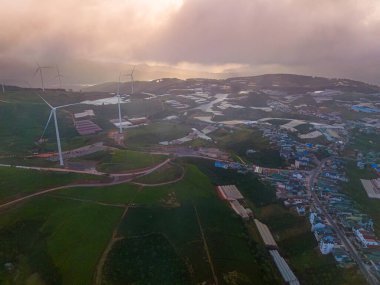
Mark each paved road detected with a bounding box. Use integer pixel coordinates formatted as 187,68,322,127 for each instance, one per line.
0,159,172,210
0,158,171,177
307,158,379,285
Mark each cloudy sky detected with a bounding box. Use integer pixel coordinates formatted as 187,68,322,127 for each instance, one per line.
1,0,380,87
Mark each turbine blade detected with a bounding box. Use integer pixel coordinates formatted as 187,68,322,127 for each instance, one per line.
41,110,53,139
56,102,82,109
39,95,53,109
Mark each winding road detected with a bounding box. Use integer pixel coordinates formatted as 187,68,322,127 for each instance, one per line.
0,158,172,210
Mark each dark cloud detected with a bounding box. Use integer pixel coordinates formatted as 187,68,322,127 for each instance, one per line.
141,0,380,83
0,0,379,86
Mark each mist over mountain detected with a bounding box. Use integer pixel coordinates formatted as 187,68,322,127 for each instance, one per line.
84,73,380,94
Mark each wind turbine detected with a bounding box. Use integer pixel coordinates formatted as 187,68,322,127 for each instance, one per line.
116,72,129,134
39,96,81,166
129,66,136,95
117,72,123,134
1,82,4,94
34,63,53,92
55,65,64,90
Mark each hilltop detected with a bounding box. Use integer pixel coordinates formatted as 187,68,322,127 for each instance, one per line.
83,74,380,94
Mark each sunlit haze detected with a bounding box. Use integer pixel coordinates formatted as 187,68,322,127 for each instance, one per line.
1,0,380,87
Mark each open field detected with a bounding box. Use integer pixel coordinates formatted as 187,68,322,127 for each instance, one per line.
212,127,285,168
0,196,123,285
0,167,103,203
94,149,167,173
103,233,191,284
0,102,52,154
348,128,380,152
54,183,140,205
125,122,192,147
133,162,183,184
99,164,279,284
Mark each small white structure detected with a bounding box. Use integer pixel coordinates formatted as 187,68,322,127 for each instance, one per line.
217,185,244,201
74,109,95,119
354,228,380,248
319,238,334,254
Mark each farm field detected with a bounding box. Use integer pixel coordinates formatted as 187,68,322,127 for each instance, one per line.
95,149,167,173
211,127,285,168
0,164,280,285
133,161,183,184
125,122,192,147
0,167,103,203
54,182,140,205
0,196,123,285
101,165,279,285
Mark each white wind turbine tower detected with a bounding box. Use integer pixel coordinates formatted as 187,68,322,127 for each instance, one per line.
116,72,129,134
34,63,53,92
39,96,81,166
117,72,123,134
55,65,64,90
1,82,4,94
129,66,136,95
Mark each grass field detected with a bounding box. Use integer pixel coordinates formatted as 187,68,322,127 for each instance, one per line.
0,102,51,154
125,122,192,147
95,149,167,173
0,196,123,285
212,127,285,168
0,167,102,203
348,128,380,153
103,233,191,284
54,183,140,205
133,162,183,184
99,165,280,285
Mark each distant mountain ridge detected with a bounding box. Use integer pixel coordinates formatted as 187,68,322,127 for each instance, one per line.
83,73,380,94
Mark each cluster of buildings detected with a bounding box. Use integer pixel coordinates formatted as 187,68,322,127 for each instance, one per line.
356,151,380,171
349,117,380,133
265,171,309,212
308,209,353,266
164,99,190,109
314,159,380,272
266,100,292,113
258,124,321,169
